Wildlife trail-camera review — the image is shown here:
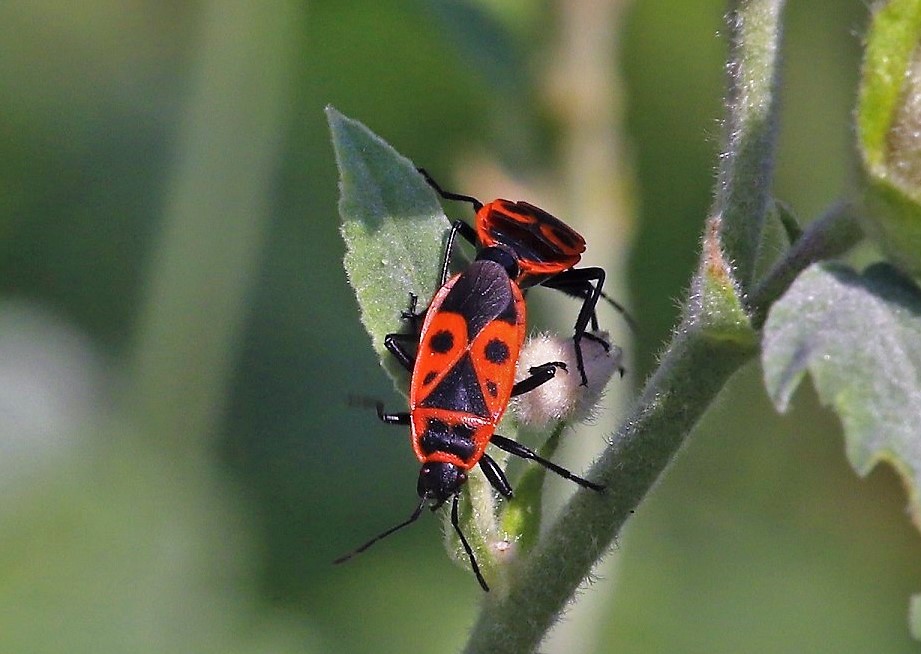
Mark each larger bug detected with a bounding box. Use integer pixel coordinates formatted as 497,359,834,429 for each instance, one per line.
334,245,604,591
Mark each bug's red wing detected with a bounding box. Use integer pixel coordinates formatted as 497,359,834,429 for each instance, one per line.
468,288,525,422
411,304,468,405
408,261,526,465
476,200,585,285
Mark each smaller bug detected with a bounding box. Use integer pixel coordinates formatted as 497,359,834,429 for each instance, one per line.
334,246,604,591
418,168,633,386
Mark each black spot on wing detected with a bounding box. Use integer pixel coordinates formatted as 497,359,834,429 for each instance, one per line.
429,329,454,353
484,338,510,364
418,353,489,417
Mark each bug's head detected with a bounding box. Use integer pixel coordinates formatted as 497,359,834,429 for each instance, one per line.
418,462,467,507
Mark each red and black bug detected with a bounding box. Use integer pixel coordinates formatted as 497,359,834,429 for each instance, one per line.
418,168,632,386
334,246,604,591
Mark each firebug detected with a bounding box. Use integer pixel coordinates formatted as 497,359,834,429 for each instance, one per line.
334,246,604,591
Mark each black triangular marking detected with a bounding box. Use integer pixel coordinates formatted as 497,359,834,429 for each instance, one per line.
418,353,489,417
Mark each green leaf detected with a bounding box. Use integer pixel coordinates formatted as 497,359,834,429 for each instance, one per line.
773,200,803,244
857,0,921,172
763,262,921,524
752,200,796,292
326,106,449,385
857,0,921,275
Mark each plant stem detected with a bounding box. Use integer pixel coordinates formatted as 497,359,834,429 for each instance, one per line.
464,323,756,653
749,202,864,328
716,0,786,292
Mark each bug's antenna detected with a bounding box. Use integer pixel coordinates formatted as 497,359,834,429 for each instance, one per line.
333,497,426,564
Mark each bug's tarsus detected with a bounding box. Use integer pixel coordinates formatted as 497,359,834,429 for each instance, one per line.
399,292,426,327
511,361,567,397
376,402,410,426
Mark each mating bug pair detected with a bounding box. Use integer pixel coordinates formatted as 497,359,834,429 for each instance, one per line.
335,171,623,590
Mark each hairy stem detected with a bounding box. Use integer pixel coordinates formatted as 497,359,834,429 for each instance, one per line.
715,0,786,291
464,324,756,653
749,202,864,328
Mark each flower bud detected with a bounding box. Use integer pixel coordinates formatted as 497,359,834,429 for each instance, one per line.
511,331,623,427
857,0,921,275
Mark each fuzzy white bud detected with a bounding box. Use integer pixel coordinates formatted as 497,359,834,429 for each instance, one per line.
511,331,623,427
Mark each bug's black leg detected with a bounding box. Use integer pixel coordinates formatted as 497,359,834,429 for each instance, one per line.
541,274,600,332
417,168,482,285
399,293,426,332
544,270,637,332
490,434,605,492
555,267,605,340
479,453,513,498
450,494,489,592
384,332,418,372
385,293,429,372
598,290,636,331
418,168,484,213
540,267,610,385
375,402,410,426
511,361,568,397
439,219,480,286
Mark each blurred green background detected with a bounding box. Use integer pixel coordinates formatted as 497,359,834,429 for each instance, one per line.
2,1,919,652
